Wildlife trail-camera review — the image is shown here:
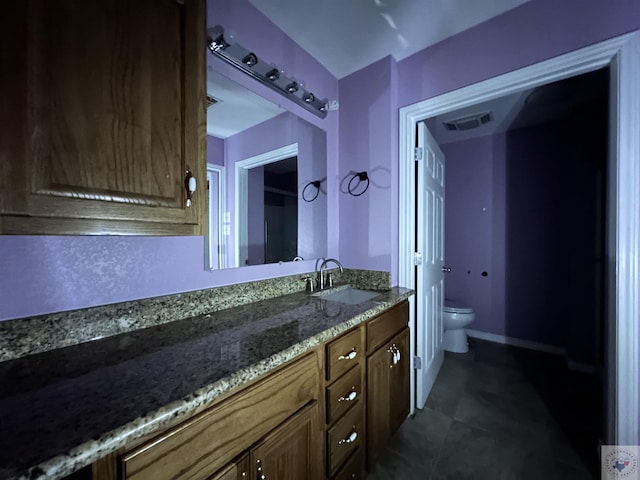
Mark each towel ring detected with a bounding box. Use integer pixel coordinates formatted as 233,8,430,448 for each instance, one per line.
302,180,321,202
348,171,369,196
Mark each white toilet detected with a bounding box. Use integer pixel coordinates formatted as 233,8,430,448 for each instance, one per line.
443,300,475,353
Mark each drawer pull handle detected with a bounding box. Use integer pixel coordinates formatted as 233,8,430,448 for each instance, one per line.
338,349,357,361
338,390,357,402
338,430,358,445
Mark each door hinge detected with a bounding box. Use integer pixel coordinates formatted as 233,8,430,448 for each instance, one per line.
414,356,422,370
414,147,423,161
413,252,423,266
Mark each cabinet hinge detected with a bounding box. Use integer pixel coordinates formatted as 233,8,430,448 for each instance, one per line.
414,356,422,370
414,147,423,161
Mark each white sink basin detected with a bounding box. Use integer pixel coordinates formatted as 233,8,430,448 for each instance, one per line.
313,287,380,305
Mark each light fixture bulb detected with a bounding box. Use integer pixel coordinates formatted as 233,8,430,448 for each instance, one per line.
242,53,258,67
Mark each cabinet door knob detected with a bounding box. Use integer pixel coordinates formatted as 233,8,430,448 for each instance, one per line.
338,390,357,402
338,348,357,361
338,430,358,445
185,170,197,207
388,344,400,367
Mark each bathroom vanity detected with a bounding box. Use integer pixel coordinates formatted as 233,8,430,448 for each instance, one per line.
0,278,412,480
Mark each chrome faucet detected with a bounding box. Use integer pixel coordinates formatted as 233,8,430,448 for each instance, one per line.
318,258,344,290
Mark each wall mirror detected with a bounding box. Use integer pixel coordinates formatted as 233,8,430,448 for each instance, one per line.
206,67,328,270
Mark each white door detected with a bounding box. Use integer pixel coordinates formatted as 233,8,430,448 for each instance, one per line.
415,121,446,409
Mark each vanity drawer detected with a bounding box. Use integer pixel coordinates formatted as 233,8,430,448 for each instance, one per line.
366,301,408,353
121,352,320,480
326,365,362,425
327,400,364,476
332,447,364,480
326,328,362,383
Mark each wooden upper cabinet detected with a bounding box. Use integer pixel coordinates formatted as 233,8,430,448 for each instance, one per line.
0,0,207,235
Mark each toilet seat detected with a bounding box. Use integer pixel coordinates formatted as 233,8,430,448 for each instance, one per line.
443,301,473,314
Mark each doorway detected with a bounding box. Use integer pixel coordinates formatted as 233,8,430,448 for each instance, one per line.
399,32,640,445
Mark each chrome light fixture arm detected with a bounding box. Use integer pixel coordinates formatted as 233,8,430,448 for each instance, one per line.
207,26,328,119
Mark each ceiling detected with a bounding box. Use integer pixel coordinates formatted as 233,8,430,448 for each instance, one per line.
207,67,284,138
429,67,609,144
248,0,532,79
208,1,606,143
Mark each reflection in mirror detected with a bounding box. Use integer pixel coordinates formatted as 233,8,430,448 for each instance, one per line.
206,68,327,269
236,144,299,266
206,164,226,270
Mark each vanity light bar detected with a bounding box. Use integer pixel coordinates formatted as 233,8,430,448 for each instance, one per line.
207,27,328,119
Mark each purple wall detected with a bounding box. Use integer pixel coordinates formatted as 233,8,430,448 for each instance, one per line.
339,0,640,284
444,98,606,365
338,56,399,277
2,0,638,326
397,0,640,110
505,113,605,365
207,135,224,166
0,0,338,321
442,135,502,340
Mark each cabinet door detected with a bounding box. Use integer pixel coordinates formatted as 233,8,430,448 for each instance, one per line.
208,454,250,480
388,328,410,434
251,402,323,480
366,328,410,468
0,0,207,235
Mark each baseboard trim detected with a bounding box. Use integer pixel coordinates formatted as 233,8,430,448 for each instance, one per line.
466,329,602,375
466,329,566,355
567,360,602,376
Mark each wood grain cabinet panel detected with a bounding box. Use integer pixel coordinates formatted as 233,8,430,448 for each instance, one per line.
120,352,320,480
0,0,207,235
326,401,364,477
325,365,362,425
207,454,249,480
366,301,409,353
323,326,365,479
326,328,362,383
366,327,410,469
251,402,323,480
332,448,365,480
364,299,410,470
389,328,411,434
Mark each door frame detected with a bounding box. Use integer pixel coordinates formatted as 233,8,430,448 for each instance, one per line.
206,164,227,270
399,32,640,444
235,143,298,267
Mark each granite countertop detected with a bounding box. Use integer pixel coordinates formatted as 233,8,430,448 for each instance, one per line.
0,285,412,480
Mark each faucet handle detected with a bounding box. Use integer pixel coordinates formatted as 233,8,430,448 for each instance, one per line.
303,276,315,293
326,271,334,288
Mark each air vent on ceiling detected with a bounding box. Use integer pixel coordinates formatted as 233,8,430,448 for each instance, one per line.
206,94,218,109
443,111,493,131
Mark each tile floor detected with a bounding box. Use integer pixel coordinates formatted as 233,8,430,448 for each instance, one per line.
367,338,602,479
